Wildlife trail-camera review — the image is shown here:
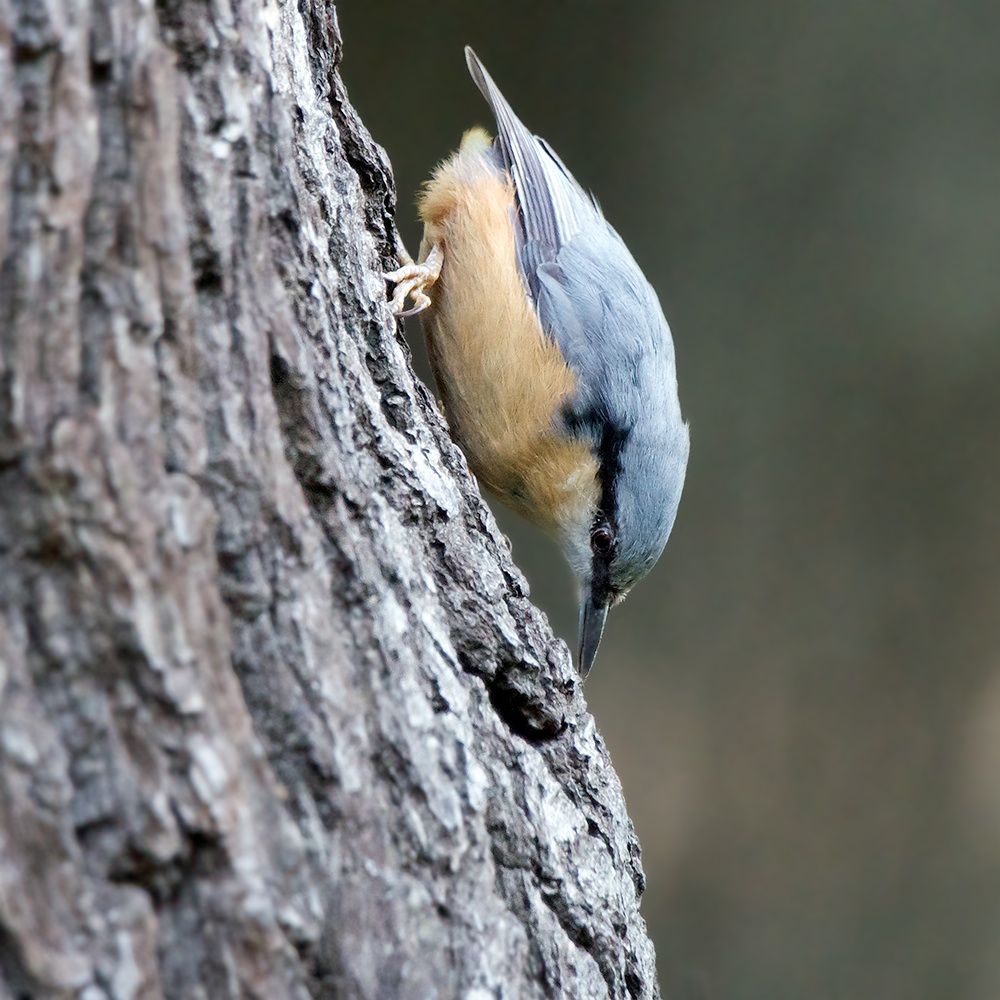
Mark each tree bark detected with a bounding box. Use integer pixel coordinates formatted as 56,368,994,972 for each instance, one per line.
0,1,659,997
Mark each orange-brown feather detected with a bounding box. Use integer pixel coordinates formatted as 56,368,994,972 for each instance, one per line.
417,129,598,541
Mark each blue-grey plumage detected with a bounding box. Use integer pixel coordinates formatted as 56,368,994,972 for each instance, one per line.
388,49,688,676
464,48,689,675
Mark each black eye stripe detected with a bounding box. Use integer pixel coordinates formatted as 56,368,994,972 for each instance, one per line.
561,405,632,533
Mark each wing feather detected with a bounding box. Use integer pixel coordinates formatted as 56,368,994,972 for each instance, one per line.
465,47,601,299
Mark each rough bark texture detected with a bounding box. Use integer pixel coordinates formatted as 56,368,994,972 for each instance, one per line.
0,1,659,997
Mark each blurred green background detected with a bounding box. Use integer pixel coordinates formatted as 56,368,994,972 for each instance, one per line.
338,2,1000,996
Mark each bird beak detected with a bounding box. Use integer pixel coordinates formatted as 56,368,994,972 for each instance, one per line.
578,582,610,678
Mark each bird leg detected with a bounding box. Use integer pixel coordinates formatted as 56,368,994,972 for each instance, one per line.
384,244,443,317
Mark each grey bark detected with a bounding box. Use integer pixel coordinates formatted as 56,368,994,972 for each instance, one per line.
0,1,659,998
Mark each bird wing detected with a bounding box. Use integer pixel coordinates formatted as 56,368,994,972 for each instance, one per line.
465,47,601,302
464,48,676,433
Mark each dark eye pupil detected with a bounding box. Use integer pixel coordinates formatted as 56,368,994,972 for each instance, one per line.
591,528,612,553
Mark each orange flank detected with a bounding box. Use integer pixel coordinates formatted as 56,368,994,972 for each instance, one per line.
416,130,599,540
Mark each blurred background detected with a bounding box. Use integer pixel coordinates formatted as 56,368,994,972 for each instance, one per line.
338,2,1000,996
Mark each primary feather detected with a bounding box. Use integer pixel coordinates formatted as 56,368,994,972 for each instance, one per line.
465,48,599,302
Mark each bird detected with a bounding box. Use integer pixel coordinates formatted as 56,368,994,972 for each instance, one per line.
387,47,689,676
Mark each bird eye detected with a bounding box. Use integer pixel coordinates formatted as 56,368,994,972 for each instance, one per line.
590,527,614,554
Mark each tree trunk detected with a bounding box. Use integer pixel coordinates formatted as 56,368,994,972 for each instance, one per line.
0,1,659,997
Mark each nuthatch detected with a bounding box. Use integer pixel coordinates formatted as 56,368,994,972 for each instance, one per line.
388,48,689,675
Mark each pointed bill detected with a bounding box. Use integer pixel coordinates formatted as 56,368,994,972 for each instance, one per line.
578,582,610,677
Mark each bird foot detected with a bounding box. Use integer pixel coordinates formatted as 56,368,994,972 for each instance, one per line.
385,244,443,317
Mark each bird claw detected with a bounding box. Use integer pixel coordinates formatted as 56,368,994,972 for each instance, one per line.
385,245,443,317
